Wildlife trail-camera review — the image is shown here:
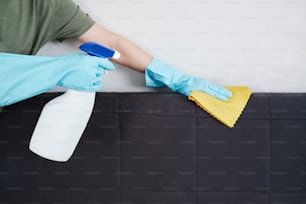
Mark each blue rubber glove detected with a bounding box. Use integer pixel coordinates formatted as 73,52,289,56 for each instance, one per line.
55,53,115,90
0,52,115,106
145,58,232,101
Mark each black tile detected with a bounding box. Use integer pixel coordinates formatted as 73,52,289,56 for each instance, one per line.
0,187,41,204
0,93,56,158
42,113,120,188
196,118,270,191
120,93,165,114
0,104,44,188
270,93,306,119
159,93,195,116
242,94,270,119
94,93,119,113
0,105,41,135
269,194,306,204
0,187,119,204
2,92,306,203
121,191,195,204
270,120,306,193
197,192,268,204
0,154,43,188
38,188,120,204
120,113,196,191
120,93,194,116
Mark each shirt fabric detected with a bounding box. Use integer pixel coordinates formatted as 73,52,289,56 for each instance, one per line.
0,0,95,55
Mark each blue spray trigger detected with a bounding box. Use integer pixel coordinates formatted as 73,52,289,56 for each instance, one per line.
79,42,120,59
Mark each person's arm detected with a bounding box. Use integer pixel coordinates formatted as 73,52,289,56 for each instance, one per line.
0,52,115,106
79,23,232,101
78,23,152,72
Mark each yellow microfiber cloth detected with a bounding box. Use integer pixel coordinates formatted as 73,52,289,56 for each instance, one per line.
188,86,252,128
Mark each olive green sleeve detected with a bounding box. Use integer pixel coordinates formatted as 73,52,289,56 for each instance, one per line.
52,0,95,41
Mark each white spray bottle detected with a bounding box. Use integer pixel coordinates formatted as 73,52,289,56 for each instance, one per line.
29,42,120,162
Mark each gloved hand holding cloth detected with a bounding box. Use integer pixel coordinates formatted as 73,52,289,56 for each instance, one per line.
145,58,232,101
0,52,115,106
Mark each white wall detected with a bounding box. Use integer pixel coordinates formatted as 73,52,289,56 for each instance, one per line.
38,0,306,93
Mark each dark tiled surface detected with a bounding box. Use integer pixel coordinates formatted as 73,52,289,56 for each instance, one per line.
241,93,270,119
0,187,120,204
196,118,270,192
120,93,195,116
270,93,306,119
0,98,44,189
269,194,306,204
42,114,120,188
270,120,306,193
197,192,268,204
121,191,195,204
0,92,306,204
120,113,196,191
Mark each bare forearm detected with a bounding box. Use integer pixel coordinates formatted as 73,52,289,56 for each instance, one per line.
109,33,153,72
79,23,152,72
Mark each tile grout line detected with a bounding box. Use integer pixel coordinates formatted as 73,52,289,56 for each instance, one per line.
267,95,272,204
194,108,198,204
118,94,122,203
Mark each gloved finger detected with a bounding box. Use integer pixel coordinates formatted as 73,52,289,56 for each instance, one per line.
206,84,232,101
92,80,102,86
206,89,228,101
96,57,116,71
214,93,229,101
211,85,232,98
91,80,102,91
96,72,102,77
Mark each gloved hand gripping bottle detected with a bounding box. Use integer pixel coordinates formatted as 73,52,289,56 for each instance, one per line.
0,52,115,106
29,42,120,162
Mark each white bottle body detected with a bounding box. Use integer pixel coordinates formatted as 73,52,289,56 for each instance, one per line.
30,90,95,162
